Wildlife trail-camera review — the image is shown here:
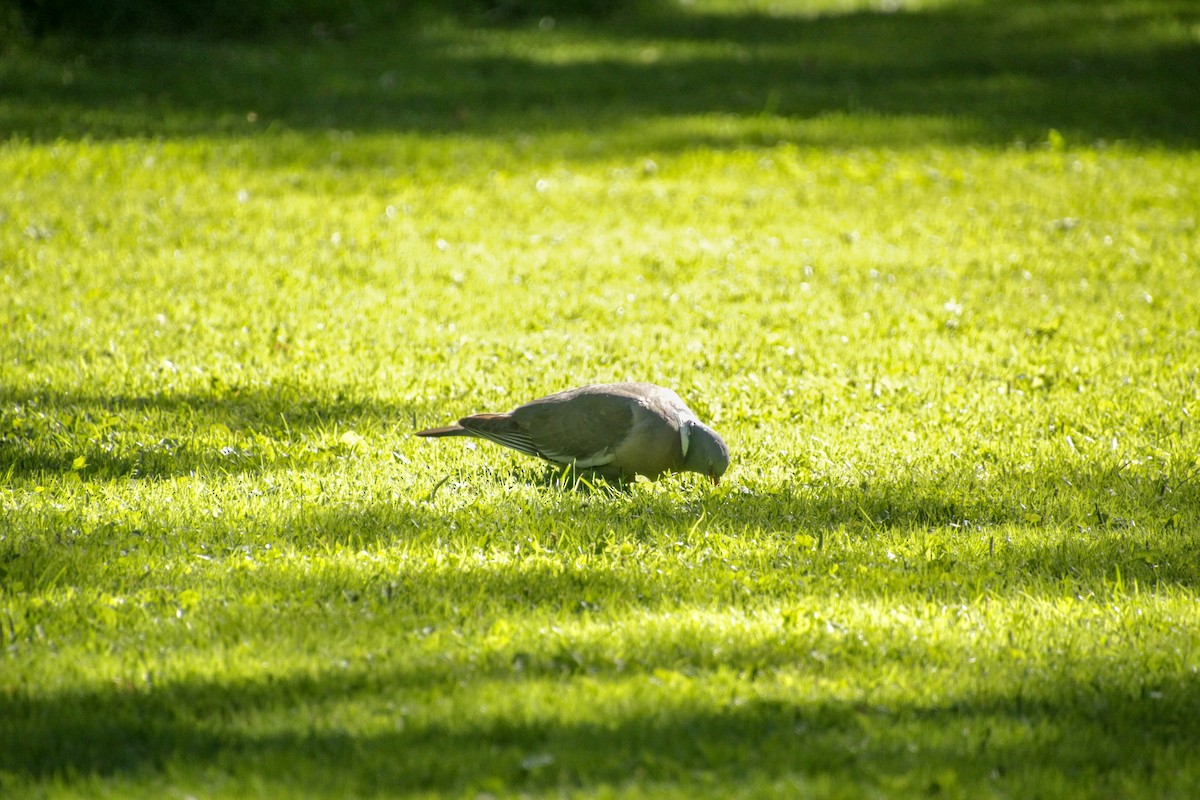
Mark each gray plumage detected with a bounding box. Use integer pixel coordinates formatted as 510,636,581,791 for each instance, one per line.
415,382,729,484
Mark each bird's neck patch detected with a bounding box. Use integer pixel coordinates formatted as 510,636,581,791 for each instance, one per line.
678,417,691,458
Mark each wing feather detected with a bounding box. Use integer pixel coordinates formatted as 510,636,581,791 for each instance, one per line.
512,389,636,466
457,414,543,459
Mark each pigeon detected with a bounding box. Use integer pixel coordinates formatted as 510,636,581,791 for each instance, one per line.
415,382,729,484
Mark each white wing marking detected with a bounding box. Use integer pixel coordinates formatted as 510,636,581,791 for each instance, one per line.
541,447,615,468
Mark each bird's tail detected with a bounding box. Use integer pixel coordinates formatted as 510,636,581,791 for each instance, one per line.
416,414,542,461
414,424,472,437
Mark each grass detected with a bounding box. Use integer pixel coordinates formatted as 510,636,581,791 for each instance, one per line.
2,0,1200,797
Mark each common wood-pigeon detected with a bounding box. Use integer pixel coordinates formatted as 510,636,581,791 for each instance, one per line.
416,382,729,484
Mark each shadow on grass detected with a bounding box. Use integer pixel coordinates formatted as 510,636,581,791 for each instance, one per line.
1,0,1197,148
4,460,1198,600
0,384,435,480
1,649,1197,796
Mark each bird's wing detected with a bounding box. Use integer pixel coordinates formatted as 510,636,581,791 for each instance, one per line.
512,390,638,467
456,413,543,459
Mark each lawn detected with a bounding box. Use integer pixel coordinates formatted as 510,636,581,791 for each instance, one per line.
2,0,1199,797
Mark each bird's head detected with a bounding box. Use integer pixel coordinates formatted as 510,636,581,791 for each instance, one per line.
681,420,730,485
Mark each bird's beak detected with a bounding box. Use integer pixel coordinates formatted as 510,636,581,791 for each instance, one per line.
710,475,720,486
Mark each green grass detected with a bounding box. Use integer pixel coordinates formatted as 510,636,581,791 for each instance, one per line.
2,0,1200,797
